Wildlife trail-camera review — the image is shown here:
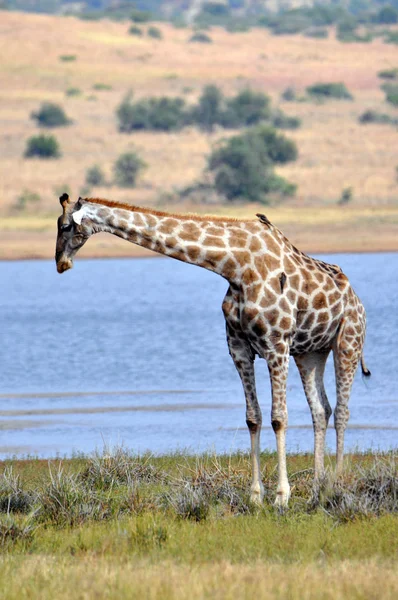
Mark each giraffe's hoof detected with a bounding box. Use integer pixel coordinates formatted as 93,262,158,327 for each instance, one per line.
274,486,291,509
250,484,264,506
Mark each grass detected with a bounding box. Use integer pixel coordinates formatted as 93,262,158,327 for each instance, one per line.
0,450,397,598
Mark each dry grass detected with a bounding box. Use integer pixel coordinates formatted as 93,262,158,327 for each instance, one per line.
1,12,398,258
0,557,397,600
0,451,397,598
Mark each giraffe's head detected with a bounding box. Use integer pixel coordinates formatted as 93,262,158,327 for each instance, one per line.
55,193,92,273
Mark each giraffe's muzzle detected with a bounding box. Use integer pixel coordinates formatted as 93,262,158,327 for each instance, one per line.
56,256,73,273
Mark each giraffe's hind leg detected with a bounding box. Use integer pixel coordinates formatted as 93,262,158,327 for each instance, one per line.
226,325,264,505
333,318,364,474
294,351,332,478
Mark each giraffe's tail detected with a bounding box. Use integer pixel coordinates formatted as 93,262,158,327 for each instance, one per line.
360,355,371,378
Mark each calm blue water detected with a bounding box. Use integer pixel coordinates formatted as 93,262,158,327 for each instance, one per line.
0,253,397,459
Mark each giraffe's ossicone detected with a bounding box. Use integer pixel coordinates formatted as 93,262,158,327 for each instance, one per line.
55,195,370,507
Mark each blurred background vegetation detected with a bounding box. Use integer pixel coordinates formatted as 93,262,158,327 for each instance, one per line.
1,0,397,257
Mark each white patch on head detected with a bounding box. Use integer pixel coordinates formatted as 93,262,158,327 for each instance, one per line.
72,206,87,225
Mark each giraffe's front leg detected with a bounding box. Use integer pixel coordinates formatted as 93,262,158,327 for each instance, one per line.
267,351,291,508
226,325,264,505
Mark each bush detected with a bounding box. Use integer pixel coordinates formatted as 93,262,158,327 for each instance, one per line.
113,151,145,187
221,88,271,128
147,26,162,39
65,87,81,97
208,126,297,201
271,110,301,130
59,54,76,62
31,102,71,128
24,134,61,158
338,187,353,205
359,109,398,125
129,25,143,36
281,87,297,102
189,32,212,43
304,28,328,39
385,31,398,45
116,94,186,132
378,68,398,80
384,84,398,107
254,126,298,163
130,9,152,23
0,468,36,513
190,85,224,132
14,189,41,211
86,165,105,186
374,5,398,24
93,83,112,91
306,82,353,100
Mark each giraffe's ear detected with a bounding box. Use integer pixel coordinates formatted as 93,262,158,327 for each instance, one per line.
74,196,86,209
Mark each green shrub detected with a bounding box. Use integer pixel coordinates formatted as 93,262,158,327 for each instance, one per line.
383,83,398,107
129,25,143,36
0,467,36,513
86,165,105,186
304,27,328,38
30,102,71,128
59,54,76,62
201,2,229,17
147,26,162,39
273,15,311,35
14,189,41,211
113,151,145,187
130,9,152,23
385,31,398,45
271,110,301,130
221,88,271,128
116,94,186,132
189,32,212,43
378,68,398,80
190,85,224,132
374,5,398,25
338,187,353,205
225,20,251,33
65,87,81,97
359,109,398,125
281,87,297,102
93,83,112,91
306,82,353,100
24,134,61,159
208,126,297,202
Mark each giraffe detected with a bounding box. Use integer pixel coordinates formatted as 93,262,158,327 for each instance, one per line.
55,194,370,507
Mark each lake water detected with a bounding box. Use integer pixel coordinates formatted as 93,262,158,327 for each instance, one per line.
0,253,397,459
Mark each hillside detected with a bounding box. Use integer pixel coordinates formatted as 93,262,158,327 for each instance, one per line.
0,11,397,258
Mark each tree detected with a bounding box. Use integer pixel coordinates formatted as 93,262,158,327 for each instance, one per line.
113,152,145,187
191,85,224,132
222,89,271,127
208,126,297,202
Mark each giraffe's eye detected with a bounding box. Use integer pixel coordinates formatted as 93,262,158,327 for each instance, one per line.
61,223,73,233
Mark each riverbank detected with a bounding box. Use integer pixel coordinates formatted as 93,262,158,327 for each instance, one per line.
0,450,397,599
2,204,398,260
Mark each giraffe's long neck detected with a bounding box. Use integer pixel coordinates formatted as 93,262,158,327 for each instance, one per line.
79,201,257,283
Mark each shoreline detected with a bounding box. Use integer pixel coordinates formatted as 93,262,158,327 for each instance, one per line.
1,245,398,262
2,204,398,261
